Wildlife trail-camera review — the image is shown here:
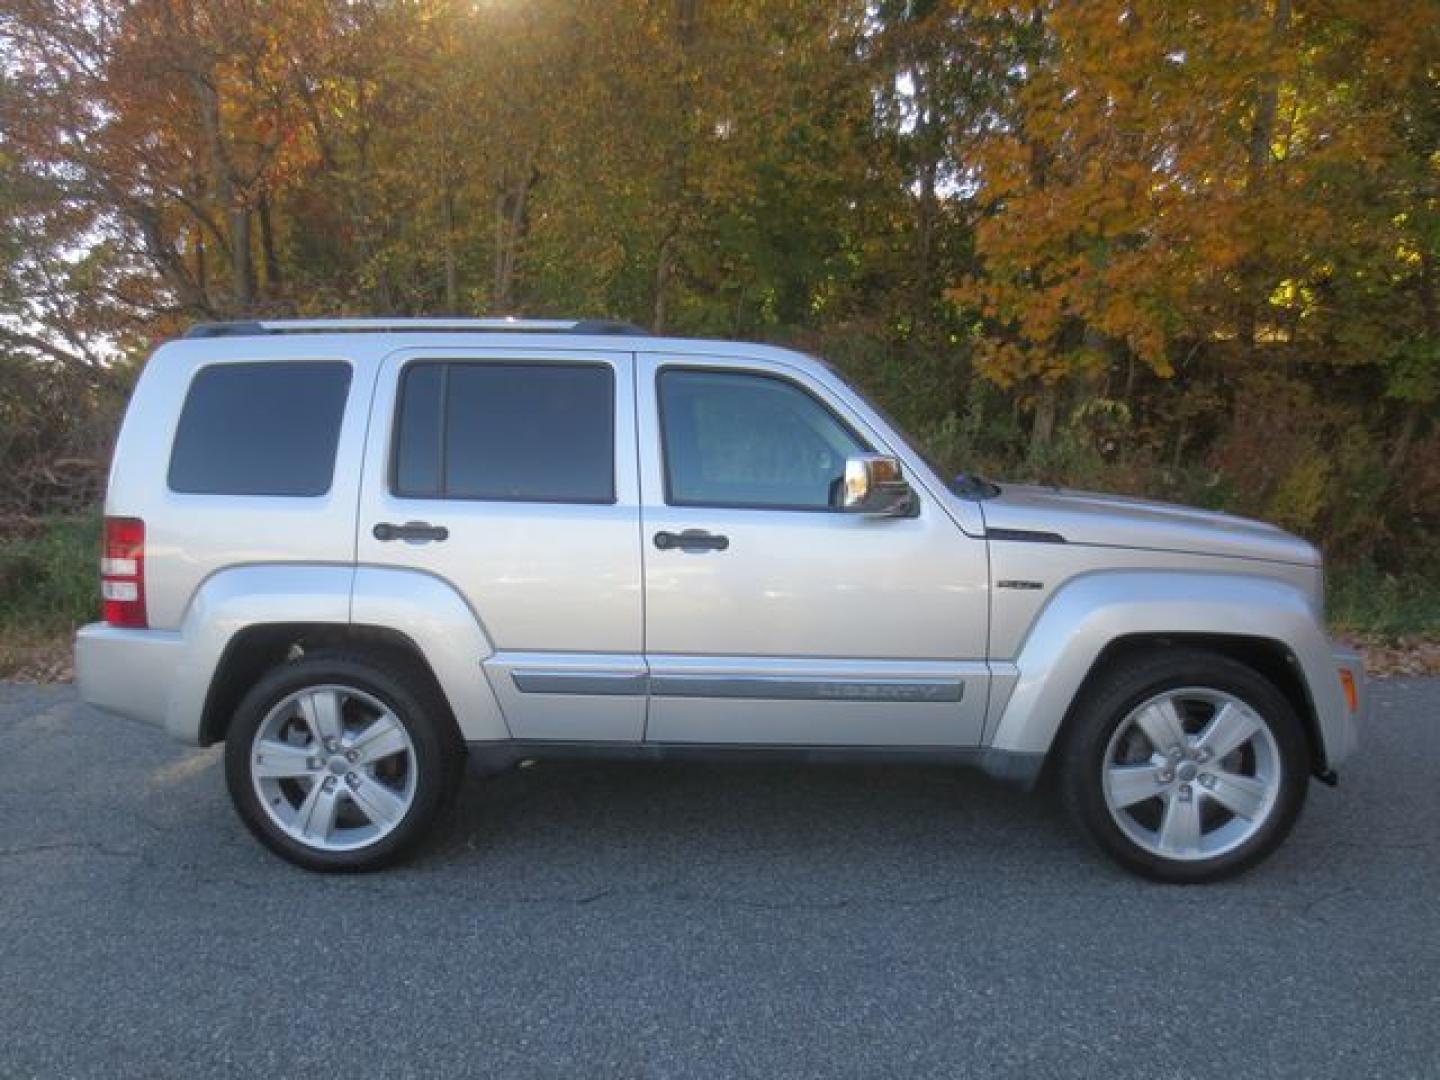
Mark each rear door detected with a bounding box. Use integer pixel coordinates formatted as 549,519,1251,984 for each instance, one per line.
356,347,644,741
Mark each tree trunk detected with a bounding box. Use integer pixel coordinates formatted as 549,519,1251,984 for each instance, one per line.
192,63,254,314
259,193,282,299
652,0,698,332
914,150,938,333
195,230,208,300
1030,383,1058,454
1238,0,1292,349
653,232,676,333
910,48,941,335
492,191,507,311
132,205,212,316
228,206,254,313
1391,250,1439,468
1246,0,1291,178
442,188,459,315
491,152,536,313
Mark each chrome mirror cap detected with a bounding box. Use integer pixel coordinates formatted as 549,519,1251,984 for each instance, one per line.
839,454,916,517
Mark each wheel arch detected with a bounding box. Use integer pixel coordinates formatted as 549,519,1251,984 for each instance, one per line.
166,563,509,745
986,570,1346,779
1033,632,1323,788
199,623,458,746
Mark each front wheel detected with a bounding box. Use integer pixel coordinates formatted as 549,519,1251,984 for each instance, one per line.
1060,650,1310,883
224,651,463,872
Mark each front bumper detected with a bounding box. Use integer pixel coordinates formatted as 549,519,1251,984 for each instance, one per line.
74,623,185,736
1325,644,1366,770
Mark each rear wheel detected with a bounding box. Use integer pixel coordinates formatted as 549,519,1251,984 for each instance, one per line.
224,651,463,871
1060,650,1309,883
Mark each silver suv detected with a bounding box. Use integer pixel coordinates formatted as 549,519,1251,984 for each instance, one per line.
75,319,1365,881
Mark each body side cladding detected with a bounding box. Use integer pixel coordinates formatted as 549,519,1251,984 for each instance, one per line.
351,566,509,740
463,739,1047,789
171,564,353,743
159,563,505,744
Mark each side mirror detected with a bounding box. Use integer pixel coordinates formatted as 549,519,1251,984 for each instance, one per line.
836,454,916,517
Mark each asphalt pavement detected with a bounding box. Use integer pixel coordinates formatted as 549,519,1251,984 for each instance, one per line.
1,679,1437,1079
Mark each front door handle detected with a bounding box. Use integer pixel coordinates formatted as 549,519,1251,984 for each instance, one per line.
654,529,729,552
373,521,449,544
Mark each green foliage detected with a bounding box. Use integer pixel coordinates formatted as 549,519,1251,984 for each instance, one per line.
0,516,101,633
0,0,1435,600
1327,563,1440,640
1386,339,1440,406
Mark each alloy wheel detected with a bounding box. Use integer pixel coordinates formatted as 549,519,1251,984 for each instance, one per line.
1101,687,1282,862
249,684,419,852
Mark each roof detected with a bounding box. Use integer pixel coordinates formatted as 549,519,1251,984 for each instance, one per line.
163,317,830,383
183,318,648,339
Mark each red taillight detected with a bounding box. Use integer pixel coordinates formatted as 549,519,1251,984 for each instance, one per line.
101,516,147,628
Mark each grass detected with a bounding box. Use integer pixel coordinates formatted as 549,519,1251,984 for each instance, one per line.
0,514,100,679
0,514,1435,680
1325,561,1440,641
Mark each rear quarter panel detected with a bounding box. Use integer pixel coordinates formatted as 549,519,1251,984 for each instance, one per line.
106,339,379,629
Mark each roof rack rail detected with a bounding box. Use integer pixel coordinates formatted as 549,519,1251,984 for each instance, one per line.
183,318,649,339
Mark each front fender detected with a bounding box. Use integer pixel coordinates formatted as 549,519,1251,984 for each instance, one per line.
985,570,1355,768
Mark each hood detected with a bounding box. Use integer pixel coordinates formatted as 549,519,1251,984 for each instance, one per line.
978,484,1320,566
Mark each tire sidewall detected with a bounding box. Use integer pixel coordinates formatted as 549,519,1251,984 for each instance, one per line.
224,656,452,872
1063,652,1310,884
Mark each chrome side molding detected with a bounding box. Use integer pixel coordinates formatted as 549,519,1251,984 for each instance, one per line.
651,674,963,702
512,670,964,703
510,671,649,696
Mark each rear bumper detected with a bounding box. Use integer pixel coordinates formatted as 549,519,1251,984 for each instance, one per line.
74,623,189,739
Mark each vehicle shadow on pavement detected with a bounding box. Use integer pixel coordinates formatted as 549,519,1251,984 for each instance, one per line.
427,758,1101,893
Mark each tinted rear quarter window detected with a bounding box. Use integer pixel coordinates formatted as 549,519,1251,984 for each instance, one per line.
393,362,614,503
168,362,352,496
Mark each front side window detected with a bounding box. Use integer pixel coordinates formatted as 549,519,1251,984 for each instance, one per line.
659,369,867,509
393,361,615,503
168,361,352,496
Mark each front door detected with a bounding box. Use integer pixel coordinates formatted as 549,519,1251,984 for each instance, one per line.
356,347,645,741
637,354,990,746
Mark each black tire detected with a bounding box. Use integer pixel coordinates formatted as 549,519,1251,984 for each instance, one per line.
1059,648,1309,884
224,650,465,872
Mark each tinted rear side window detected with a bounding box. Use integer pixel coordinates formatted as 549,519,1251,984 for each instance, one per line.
168,362,351,496
393,363,444,498
393,362,614,503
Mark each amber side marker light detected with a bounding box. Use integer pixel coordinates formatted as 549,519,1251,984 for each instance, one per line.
1338,668,1359,713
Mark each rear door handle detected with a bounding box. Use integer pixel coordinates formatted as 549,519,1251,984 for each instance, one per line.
654,529,729,552
373,521,449,544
